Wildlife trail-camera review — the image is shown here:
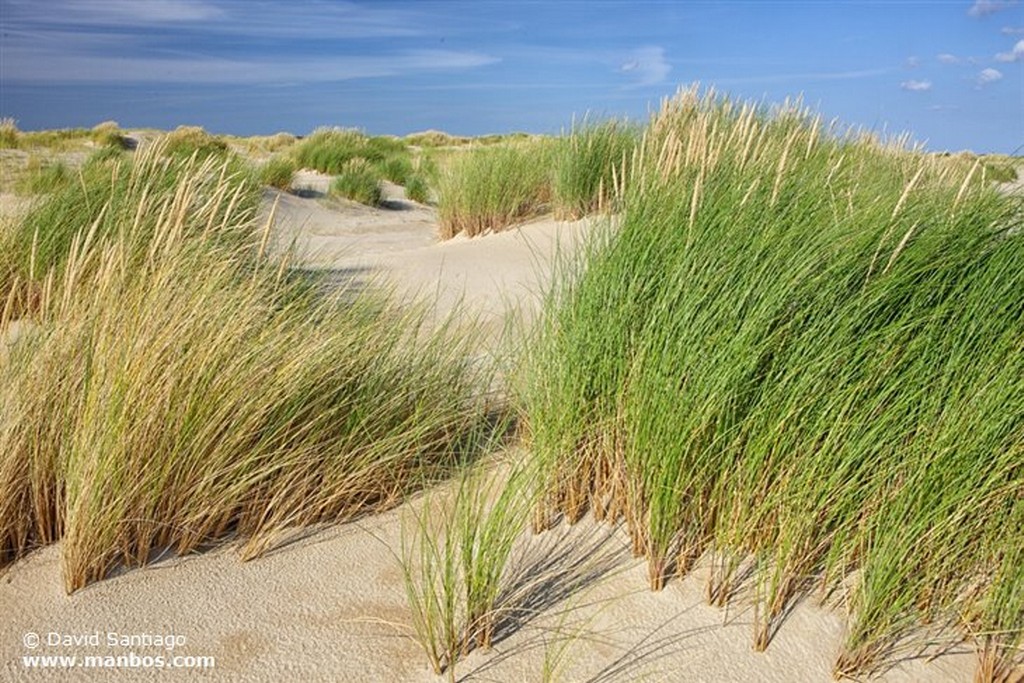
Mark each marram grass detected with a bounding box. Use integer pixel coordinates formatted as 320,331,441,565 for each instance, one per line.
551,119,637,220
401,460,532,679
0,142,493,592
436,141,553,239
330,158,384,206
517,86,1024,680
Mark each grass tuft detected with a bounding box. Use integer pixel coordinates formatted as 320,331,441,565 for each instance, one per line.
404,174,431,204
258,156,296,190
401,460,531,678
13,158,73,196
436,142,553,239
161,125,229,159
552,120,637,220
330,158,383,206
0,118,19,149
291,127,407,175
91,121,128,150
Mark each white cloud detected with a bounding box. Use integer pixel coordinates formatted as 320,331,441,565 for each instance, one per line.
1003,26,1024,34
995,39,1024,61
905,55,922,68
900,79,933,91
968,0,1019,17
618,46,671,87
977,67,1004,85
937,53,961,64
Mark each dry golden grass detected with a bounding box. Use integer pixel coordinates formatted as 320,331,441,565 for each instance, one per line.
0,142,493,592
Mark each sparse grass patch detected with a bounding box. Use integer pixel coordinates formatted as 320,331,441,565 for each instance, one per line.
330,158,383,206
232,132,297,156
17,128,95,152
982,157,1018,183
406,130,472,147
13,159,72,196
401,461,532,678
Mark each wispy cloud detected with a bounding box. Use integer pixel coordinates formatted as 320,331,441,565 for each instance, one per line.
977,67,1004,85
618,46,671,87
901,79,933,91
905,55,922,68
1003,26,1024,34
17,0,228,24
967,0,1019,17
995,39,1024,61
709,67,894,87
2,0,427,40
0,0,500,85
937,53,962,64
0,46,499,85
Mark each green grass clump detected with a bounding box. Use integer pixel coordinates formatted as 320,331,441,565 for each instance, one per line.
436,142,553,238
518,86,1024,680
161,125,229,158
292,127,408,174
258,156,296,190
378,154,414,185
0,144,492,593
330,158,383,206
91,121,128,150
552,120,637,220
0,118,18,149
84,145,126,167
405,174,431,204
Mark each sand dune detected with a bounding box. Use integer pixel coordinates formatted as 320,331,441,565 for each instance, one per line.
1,183,980,682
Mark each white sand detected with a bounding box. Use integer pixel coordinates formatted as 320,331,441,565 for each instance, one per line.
1,179,980,682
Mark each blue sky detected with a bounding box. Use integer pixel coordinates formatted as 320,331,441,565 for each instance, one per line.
1,0,1022,153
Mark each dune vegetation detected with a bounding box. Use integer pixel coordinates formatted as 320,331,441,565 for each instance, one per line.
436,142,555,239
257,155,297,190
434,121,637,238
515,87,1023,680
0,141,493,593
286,127,433,206
2,87,1022,682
